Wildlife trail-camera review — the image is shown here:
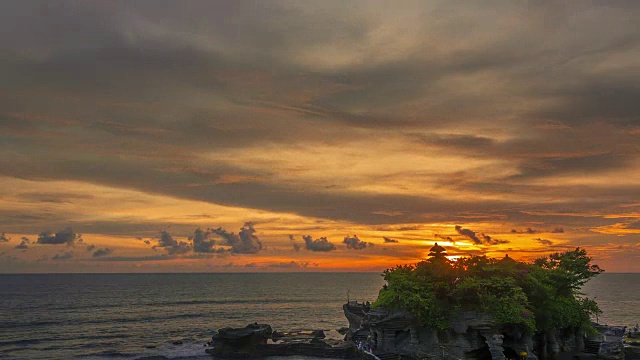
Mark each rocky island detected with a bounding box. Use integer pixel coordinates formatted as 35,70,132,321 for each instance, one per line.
207,246,639,359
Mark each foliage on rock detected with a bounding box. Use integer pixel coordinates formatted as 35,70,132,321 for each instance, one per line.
374,247,603,333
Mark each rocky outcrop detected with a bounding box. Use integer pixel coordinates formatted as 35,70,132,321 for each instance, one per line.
204,306,628,360
207,323,273,358
344,301,370,330
584,325,626,360
206,323,356,359
343,302,617,360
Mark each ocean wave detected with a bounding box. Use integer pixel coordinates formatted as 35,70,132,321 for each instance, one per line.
17,298,311,312
0,313,208,330
0,333,128,348
0,338,45,346
76,349,139,358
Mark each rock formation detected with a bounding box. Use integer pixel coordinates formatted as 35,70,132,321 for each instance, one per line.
343,302,629,360
585,325,626,360
204,305,630,359
206,323,357,359
207,323,273,358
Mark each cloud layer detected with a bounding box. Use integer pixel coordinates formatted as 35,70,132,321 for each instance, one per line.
0,1,638,272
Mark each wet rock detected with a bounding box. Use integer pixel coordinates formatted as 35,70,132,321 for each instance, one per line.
206,323,355,358
209,323,273,357
272,331,285,340
343,301,368,330
337,327,350,335
599,340,624,360
312,330,326,339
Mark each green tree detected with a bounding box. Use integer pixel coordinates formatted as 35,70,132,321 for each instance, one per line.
374,247,602,334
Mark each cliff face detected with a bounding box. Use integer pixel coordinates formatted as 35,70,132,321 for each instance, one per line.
344,302,624,360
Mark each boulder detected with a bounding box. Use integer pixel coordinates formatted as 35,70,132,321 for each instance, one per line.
599,340,625,360
206,323,356,358
312,330,326,339
208,323,273,358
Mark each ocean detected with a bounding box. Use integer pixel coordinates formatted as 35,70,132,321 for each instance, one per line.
0,273,638,359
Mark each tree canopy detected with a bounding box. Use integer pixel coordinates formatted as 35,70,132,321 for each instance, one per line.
374,247,603,333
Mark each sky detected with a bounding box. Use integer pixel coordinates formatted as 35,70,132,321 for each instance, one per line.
0,1,639,273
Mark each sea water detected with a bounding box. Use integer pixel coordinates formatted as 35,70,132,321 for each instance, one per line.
0,273,638,359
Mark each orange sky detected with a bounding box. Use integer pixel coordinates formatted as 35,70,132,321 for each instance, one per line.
0,1,639,272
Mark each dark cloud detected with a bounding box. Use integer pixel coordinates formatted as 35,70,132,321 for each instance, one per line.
156,230,192,255
136,236,154,246
0,232,9,242
183,253,217,260
51,251,73,261
511,228,538,234
93,255,172,262
419,134,495,151
86,244,96,252
0,0,637,262
302,235,336,252
455,225,482,245
455,225,509,246
0,154,516,225
534,238,553,246
15,237,30,250
512,227,564,234
434,234,453,242
18,192,94,204
343,235,372,250
419,130,638,182
289,235,302,252
626,221,640,230
0,215,198,238
0,252,19,262
480,233,509,246
529,81,640,127
36,226,81,245
212,222,263,254
397,226,421,231
383,237,399,243
190,228,217,253
267,261,317,269
92,248,113,257
511,152,631,181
